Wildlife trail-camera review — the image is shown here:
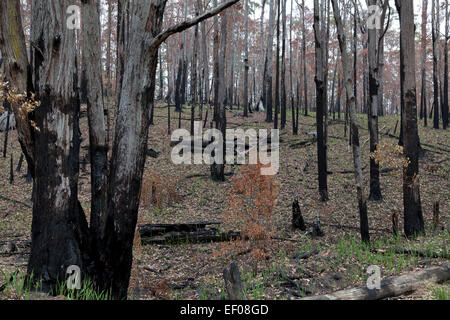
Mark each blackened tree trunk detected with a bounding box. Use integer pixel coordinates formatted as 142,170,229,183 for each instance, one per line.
265,0,276,123
280,0,287,130
332,0,370,243
81,0,109,278
367,0,382,201
420,0,428,127
314,0,328,201
395,0,425,238
211,2,228,181
28,0,91,292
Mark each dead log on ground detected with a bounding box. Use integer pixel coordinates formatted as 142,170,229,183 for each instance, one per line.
138,221,221,237
140,229,242,245
294,249,319,260
301,265,450,300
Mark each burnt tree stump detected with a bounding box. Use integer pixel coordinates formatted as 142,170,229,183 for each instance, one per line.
433,201,440,230
223,262,245,300
292,199,306,231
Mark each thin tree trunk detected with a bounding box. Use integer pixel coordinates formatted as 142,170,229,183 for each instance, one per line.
244,0,249,117
302,0,308,116
265,0,276,123
432,0,440,129
367,0,382,201
82,0,109,278
314,0,328,201
421,0,428,127
331,0,370,243
281,0,287,130
444,0,449,129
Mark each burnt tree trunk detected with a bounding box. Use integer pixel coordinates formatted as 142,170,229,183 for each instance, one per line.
396,0,425,238
314,0,328,201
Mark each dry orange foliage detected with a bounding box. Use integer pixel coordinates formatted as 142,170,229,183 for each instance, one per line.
216,161,279,273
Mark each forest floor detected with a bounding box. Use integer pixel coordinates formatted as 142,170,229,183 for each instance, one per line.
0,101,449,300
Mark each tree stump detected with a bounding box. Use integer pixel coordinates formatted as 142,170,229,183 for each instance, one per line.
292,199,306,231
392,211,400,236
223,262,245,300
433,201,439,230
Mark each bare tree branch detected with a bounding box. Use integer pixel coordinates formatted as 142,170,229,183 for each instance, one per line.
150,0,240,51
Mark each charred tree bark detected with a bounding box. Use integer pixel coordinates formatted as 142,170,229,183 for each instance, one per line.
420,0,428,127
28,0,91,292
211,2,227,181
81,0,109,281
314,0,328,201
395,0,425,238
265,0,276,123
367,0,382,201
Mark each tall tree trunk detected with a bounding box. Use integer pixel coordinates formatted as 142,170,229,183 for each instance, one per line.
421,0,428,127
265,0,276,123
82,0,109,275
228,11,235,109
444,0,449,129
281,0,287,130
211,1,227,181
0,0,35,173
367,0,382,201
331,0,370,243
314,0,328,201
302,0,308,116
432,0,440,129
244,0,249,117
198,0,210,105
395,0,425,238
275,0,280,130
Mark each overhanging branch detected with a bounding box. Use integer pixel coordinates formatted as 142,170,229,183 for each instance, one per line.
150,0,240,51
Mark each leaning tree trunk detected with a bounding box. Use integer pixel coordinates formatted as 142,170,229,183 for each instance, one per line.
331,0,370,243
395,0,425,238
27,0,91,292
0,0,35,175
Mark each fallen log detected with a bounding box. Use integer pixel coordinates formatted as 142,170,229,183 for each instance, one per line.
294,249,319,260
373,248,450,259
138,221,221,238
140,229,242,245
301,265,450,300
